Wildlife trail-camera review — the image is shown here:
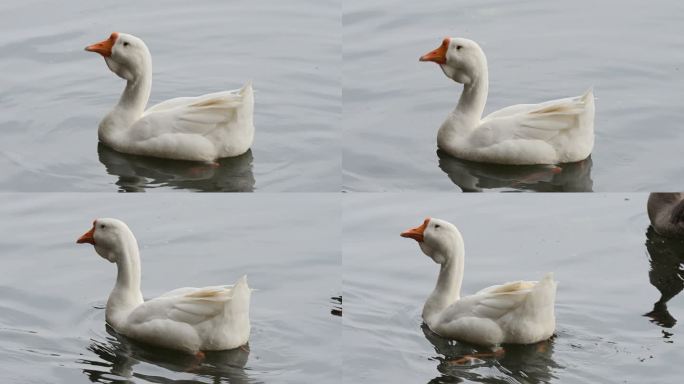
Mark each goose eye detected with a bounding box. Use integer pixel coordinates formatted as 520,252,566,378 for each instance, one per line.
434,224,441,229
100,224,106,229
123,42,129,47
456,45,463,50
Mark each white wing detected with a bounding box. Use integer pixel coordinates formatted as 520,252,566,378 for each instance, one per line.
158,284,235,298
131,84,250,141
469,281,536,319
441,280,536,321
477,89,593,143
127,286,234,326
126,276,250,327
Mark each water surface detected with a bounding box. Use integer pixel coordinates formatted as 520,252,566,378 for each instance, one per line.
343,194,683,383
0,194,341,383
343,0,684,191
0,0,340,192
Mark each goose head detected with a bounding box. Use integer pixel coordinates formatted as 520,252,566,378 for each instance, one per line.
420,37,487,85
401,217,464,265
77,218,137,263
86,32,151,81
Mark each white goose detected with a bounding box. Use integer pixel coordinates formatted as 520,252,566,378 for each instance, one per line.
401,218,556,348
85,33,254,162
76,218,251,354
420,37,594,165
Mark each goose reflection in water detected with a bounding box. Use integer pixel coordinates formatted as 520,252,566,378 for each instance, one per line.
437,150,593,192
79,325,252,384
421,324,561,384
98,143,255,192
644,226,684,328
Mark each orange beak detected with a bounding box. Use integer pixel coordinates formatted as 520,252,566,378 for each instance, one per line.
85,32,119,57
77,221,97,245
401,217,430,242
419,37,449,64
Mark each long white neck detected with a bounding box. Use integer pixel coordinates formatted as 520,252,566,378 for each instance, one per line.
454,66,489,122
437,62,489,151
422,242,465,327
106,236,144,329
118,70,151,118
99,58,152,143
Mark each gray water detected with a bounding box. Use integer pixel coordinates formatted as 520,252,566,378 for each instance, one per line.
343,0,684,192
343,194,683,383
0,0,340,192
0,194,341,383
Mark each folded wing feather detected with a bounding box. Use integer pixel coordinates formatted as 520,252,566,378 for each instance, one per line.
130,89,247,140
127,286,234,326
468,280,537,320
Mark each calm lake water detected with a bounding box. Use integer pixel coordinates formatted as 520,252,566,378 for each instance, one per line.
0,194,341,383
343,194,683,383
0,0,340,192
343,0,684,192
